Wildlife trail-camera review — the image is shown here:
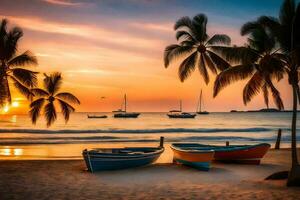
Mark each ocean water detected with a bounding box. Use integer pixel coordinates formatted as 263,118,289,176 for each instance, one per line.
0,112,299,159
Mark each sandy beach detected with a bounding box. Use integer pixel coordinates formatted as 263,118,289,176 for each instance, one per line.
0,148,299,200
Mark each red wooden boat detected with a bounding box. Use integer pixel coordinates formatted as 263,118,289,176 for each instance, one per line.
172,143,271,165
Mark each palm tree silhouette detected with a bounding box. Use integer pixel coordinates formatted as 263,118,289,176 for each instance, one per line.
0,18,38,107
213,23,285,110
30,72,80,127
164,14,231,83
256,0,300,186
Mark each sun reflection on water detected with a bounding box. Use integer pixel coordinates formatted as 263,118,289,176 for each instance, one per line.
0,148,23,156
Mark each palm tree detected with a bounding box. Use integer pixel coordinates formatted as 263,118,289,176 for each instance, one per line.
213,23,285,110
256,0,300,186
29,72,80,127
0,18,38,107
164,14,231,83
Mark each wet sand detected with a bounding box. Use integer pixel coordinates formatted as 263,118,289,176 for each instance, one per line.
0,148,299,200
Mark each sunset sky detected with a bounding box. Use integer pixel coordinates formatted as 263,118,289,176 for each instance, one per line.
0,0,293,113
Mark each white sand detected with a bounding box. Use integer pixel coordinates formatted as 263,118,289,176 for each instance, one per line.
0,148,299,200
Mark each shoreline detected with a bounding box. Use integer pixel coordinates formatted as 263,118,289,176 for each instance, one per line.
1,142,299,160
0,149,299,199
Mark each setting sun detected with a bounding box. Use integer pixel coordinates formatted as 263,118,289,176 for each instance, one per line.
12,101,19,107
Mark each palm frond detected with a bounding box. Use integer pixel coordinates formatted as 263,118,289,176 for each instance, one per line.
266,78,284,110
3,26,23,61
44,101,57,127
206,34,231,46
31,88,49,97
174,16,193,30
292,3,300,51
262,83,269,108
0,74,11,106
247,27,276,53
8,51,38,67
241,21,261,36
203,52,217,75
279,0,295,27
9,76,33,100
175,30,196,42
57,99,75,123
198,54,209,84
180,40,195,46
257,16,281,37
11,68,38,87
206,50,230,71
243,72,264,105
178,51,198,82
29,98,45,124
209,46,258,64
55,92,80,104
0,19,8,59
43,72,62,95
192,14,208,42
164,44,194,68
214,64,254,97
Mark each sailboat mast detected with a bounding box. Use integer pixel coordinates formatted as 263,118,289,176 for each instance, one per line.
124,94,127,112
200,90,202,112
180,100,182,112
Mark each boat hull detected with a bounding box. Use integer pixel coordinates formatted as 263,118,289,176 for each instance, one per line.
171,144,214,171
196,111,209,115
87,115,107,118
82,147,163,171
113,113,140,118
212,144,270,164
167,114,196,118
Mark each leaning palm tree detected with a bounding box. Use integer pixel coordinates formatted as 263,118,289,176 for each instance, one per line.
164,14,231,83
213,23,285,110
29,72,80,127
0,18,38,107
257,0,300,186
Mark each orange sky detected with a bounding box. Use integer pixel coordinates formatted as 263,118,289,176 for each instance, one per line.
0,0,293,113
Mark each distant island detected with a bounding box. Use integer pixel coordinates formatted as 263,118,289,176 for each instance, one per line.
230,108,299,113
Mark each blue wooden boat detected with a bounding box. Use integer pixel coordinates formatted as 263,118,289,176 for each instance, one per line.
82,137,164,172
171,143,214,171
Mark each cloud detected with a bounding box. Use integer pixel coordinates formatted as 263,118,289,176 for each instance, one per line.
43,0,83,6
3,15,165,52
130,22,173,33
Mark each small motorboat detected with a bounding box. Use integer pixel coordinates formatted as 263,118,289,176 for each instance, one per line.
171,143,214,171
172,143,271,165
82,137,164,172
87,115,107,118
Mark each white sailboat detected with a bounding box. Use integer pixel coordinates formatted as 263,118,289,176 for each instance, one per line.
167,100,196,118
113,94,140,118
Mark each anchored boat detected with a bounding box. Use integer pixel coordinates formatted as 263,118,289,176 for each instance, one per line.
82,137,164,172
172,143,270,165
167,100,196,118
87,115,107,118
113,94,140,118
171,143,214,171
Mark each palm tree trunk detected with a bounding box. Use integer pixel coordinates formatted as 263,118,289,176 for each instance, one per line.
287,82,300,186
291,84,299,166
